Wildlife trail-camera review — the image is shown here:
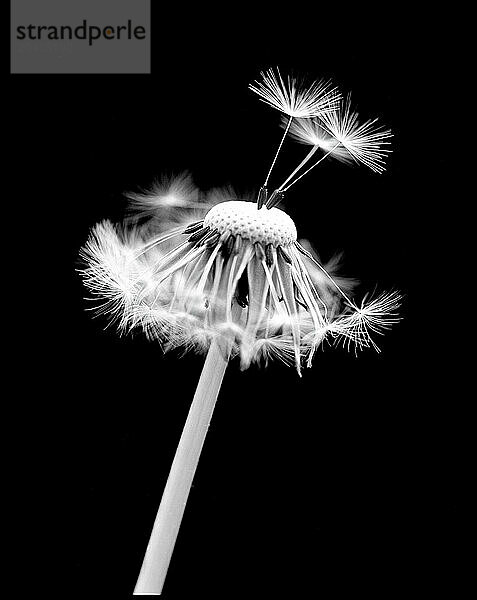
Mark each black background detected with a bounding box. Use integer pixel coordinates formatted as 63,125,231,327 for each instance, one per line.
9,6,467,598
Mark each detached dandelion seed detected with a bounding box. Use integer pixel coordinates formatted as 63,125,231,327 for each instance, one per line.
79,68,401,595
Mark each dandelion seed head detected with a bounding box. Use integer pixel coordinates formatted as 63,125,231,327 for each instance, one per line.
80,71,399,373
80,193,400,373
203,200,297,247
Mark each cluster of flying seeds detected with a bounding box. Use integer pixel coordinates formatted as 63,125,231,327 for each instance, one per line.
79,68,400,375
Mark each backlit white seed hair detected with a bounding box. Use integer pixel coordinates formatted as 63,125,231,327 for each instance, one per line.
285,116,354,165
249,67,340,118
318,94,393,173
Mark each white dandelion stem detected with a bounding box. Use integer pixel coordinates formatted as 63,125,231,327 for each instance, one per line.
133,309,239,595
282,142,341,192
263,116,293,187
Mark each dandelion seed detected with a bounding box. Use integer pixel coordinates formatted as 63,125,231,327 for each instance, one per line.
127,172,199,212
331,290,402,353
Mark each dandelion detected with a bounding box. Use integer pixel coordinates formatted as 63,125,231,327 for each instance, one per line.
79,69,400,595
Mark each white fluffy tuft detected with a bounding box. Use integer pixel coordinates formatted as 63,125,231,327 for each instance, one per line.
318,95,393,173
249,67,340,118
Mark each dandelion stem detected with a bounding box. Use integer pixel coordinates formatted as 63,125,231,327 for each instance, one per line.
263,116,293,187
133,320,237,595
